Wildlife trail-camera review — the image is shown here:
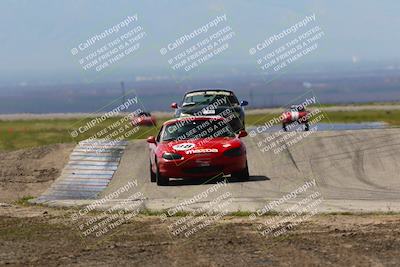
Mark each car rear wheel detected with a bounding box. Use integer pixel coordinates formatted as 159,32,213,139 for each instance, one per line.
150,160,156,182
156,165,169,186
232,161,249,181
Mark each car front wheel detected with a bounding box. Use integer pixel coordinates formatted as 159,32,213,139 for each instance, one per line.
150,160,156,182
156,165,169,186
232,161,250,181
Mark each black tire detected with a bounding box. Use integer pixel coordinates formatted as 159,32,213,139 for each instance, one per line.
232,161,250,181
150,160,156,182
304,122,310,131
156,165,169,186
282,123,288,132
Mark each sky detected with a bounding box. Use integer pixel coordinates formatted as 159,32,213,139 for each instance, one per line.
0,0,399,83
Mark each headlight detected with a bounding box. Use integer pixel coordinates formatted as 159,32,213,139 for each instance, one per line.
162,152,183,160
223,147,242,157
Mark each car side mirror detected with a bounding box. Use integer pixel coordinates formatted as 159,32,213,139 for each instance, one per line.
171,102,178,109
238,130,248,138
147,136,156,144
240,100,249,106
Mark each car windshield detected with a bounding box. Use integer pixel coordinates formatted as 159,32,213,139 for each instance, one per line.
161,119,235,141
182,91,239,107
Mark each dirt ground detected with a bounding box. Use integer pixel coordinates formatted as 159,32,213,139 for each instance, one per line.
0,144,74,202
0,145,400,266
0,204,399,266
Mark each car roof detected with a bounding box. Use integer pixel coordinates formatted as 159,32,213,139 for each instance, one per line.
185,89,234,95
163,116,224,126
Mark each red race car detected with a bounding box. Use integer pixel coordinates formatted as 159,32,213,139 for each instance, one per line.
147,116,249,185
131,111,156,127
281,105,310,131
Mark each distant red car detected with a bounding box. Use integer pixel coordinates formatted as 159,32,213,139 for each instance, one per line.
281,105,309,131
131,111,156,127
147,116,249,185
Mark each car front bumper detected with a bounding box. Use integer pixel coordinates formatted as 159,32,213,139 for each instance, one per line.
157,154,247,178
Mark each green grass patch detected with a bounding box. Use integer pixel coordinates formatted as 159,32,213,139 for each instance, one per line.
1,109,400,152
15,196,35,206
0,117,170,151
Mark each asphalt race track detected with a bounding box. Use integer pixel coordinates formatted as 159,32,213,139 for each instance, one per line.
38,128,400,213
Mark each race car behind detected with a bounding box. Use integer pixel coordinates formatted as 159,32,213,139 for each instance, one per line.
131,111,156,127
170,89,248,133
281,105,310,131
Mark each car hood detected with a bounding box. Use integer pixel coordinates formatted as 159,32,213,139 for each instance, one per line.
159,137,242,156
